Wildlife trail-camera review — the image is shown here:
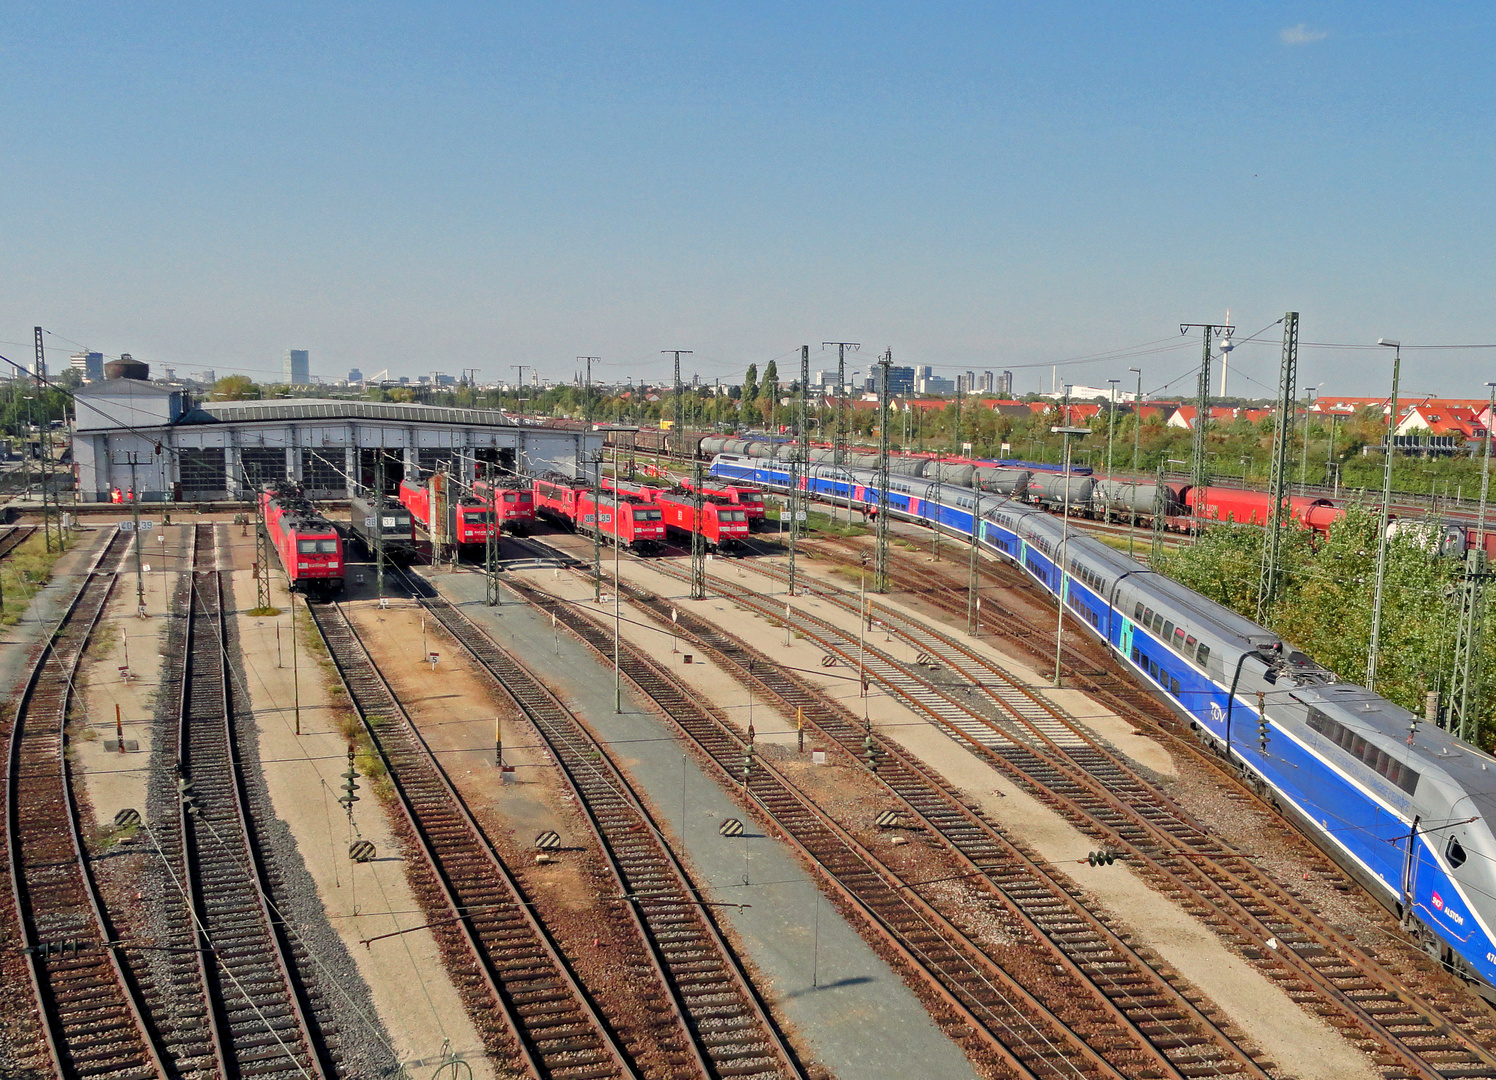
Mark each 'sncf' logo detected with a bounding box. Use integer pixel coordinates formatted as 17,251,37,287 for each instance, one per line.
1432,891,1445,911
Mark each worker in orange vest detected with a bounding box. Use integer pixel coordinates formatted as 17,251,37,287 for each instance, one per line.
110,487,122,504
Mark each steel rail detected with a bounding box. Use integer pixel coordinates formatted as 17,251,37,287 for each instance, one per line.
396,569,808,1080
176,539,330,1078
766,542,1496,1080
5,527,169,1079
484,571,1143,1080
305,601,637,1080
594,559,1276,1080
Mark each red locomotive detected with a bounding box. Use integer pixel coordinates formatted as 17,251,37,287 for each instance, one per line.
652,492,749,551
533,477,665,553
602,476,669,502
473,476,536,535
681,478,767,528
262,484,344,597
400,478,497,547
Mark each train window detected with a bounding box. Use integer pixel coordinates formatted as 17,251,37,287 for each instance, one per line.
504,493,518,503
1143,607,1153,627
1170,677,1180,695
1135,603,1145,621
1304,706,1420,794
1185,634,1197,651
297,540,318,553
1447,838,1468,869
1162,621,1174,641
1196,643,1210,668
318,540,338,553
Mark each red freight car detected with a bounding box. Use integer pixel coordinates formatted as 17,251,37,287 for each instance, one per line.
262,484,344,597
1182,486,1345,536
652,491,749,551
533,477,665,553
400,478,498,547
473,476,536,535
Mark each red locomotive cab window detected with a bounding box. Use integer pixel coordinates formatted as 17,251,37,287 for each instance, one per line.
297,540,319,554
503,492,517,503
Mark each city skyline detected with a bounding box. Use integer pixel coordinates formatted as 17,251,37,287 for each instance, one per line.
5,6,1496,397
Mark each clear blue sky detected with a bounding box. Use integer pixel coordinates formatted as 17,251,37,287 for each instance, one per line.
3,3,1494,398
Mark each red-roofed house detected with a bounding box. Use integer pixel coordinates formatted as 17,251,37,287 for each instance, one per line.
1394,404,1487,440
1166,405,1277,430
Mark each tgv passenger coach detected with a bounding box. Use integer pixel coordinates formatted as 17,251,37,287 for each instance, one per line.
710,452,1496,998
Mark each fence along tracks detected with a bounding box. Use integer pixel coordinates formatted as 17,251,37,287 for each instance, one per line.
394,569,806,1080
5,527,167,1078
304,600,638,1080
727,553,1496,1080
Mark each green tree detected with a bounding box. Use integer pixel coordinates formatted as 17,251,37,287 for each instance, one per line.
1155,505,1489,746
212,374,259,401
762,360,779,427
740,363,759,426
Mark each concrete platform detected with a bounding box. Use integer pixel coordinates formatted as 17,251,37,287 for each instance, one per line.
500,537,1380,1080
425,565,982,1080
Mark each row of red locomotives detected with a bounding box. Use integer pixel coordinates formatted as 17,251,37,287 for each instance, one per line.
262,484,344,597
602,477,751,551
399,475,536,547
533,477,666,553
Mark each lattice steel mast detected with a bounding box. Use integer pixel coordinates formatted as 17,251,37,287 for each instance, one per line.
874,350,892,593
789,344,809,596
1179,319,1232,534
1450,381,1496,743
824,341,859,526
1256,313,1298,622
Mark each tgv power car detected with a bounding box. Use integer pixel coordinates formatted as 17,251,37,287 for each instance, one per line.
711,452,1496,998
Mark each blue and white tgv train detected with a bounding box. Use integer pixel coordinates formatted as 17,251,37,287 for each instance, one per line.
711,452,1496,996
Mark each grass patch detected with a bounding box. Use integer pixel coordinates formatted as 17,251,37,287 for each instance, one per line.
1,531,71,627
247,606,282,617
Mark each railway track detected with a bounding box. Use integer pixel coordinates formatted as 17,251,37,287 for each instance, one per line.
396,569,808,1080
0,523,38,561
304,600,639,1080
164,524,329,1077
741,544,1496,1079
483,567,1203,1080
5,527,167,1078
560,556,1288,1078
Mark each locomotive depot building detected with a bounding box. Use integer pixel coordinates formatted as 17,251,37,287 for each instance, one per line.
70,375,604,502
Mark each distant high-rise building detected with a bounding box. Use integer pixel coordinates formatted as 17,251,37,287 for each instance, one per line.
348,368,363,384
71,351,104,382
979,370,995,393
869,365,915,396
283,349,309,385
199,370,215,386
998,370,1014,397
